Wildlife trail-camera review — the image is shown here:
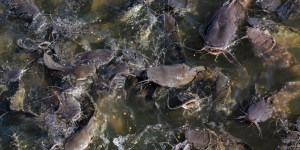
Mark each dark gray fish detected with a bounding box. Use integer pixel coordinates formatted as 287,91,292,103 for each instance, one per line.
203,0,251,55
278,0,300,21
56,93,81,121
158,12,186,64
235,97,273,136
236,81,300,136
138,64,206,87
185,129,214,149
1,68,25,83
75,49,114,67
256,0,281,12
245,28,275,54
234,81,300,136
159,11,182,47
245,27,295,68
110,62,129,75
280,131,300,149
184,129,252,150
90,63,127,93
280,117,300,149
247,99,273,129
109,62,129,80
160,12,177,34
247,17,278,32
17,38,51,54
44,52,96,79
64,117,97,150
212,72,230,102
3,0,46,35
64,95,97,150
5,0,40,20
70,64,96,79
168,0,188,9
43,52,74,71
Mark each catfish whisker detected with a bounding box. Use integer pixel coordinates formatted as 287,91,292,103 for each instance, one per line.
246,122,253,129
183,45,206,53
214,54,220,62
222,53,234,63
254,121,263,137
199,53,211,65
223,52,242,65
182,38,206,53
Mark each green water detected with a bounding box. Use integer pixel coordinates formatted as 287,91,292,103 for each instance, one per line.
0,0,300,149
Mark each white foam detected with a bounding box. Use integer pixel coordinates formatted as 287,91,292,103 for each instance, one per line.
113,135,131,150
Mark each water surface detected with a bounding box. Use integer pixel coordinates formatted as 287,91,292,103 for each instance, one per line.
1,0,300,150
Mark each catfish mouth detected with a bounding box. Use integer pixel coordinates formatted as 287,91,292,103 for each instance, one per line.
72,113,81,121
206,47,227,55
182,100,198,109
50,144,59,150
167,94,200,110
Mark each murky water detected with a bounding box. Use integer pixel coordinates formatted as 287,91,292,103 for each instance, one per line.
1,0,300,150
